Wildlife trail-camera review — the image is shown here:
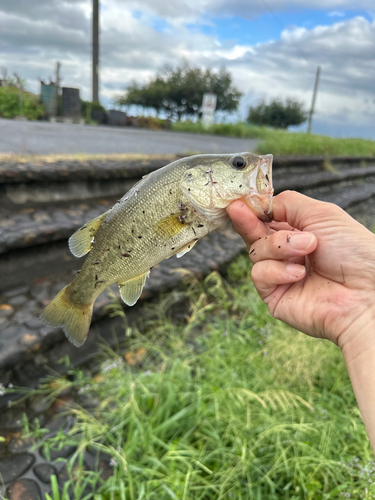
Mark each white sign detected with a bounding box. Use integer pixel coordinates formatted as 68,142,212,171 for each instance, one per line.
202,92,217,127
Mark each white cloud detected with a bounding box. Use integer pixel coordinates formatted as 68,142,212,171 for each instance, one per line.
328,10,345,16
123,0,374,24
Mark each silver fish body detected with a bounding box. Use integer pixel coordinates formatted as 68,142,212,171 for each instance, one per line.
42,152,273,346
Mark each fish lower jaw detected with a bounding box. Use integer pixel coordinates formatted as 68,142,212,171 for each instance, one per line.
243,193,273,222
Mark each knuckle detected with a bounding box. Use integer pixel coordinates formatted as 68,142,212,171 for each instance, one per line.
249,244,257,260
251,261,267,282
269,232,284,252
271,306,282,321
278,189,297,201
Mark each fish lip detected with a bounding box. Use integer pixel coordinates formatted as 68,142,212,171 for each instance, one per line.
244,154,274,221
259,154,273,187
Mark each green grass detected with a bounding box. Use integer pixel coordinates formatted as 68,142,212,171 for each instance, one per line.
15,255,375,499
172,121,375,158
172,121,269,140
256,130,375,157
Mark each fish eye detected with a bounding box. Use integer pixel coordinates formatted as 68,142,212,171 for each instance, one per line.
232,156,247,170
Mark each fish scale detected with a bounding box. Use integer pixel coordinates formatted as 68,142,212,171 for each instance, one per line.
41,152,273,346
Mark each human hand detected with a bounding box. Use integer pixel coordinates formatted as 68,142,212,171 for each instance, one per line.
227,191,375,356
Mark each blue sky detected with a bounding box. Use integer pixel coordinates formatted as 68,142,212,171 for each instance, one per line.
191,9,373,45
1,0,375,139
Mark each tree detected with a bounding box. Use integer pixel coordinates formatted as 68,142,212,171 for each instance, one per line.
115,65,242,120
247,98,308,129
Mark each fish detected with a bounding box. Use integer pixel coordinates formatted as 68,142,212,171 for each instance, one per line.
41,152,274,346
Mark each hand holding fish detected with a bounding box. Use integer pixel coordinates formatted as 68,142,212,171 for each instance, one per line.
227,190,375,450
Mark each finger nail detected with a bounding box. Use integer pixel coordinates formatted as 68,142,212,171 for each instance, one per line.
286,263,305,277
289,233,315,250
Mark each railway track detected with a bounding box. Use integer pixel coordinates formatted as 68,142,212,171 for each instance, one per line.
0,154,374,389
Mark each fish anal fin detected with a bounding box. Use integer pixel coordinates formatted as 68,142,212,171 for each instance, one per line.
118,270,150,306
176,239,198,258
69,211,109,258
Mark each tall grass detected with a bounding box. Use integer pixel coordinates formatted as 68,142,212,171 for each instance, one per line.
19,255,374,499
172,121,375,157
172,121,269,139
0,86,45,120
257,130,375,157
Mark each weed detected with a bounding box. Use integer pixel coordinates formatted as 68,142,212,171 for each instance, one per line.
172,121,375,158
14,256,375,499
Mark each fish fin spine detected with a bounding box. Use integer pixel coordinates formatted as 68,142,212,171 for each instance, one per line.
69,211,109,258
118,270,150,306
175,239,198,258
41,285,93,347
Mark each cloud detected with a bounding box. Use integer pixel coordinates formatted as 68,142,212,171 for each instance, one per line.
0,0,374,138
328,11,346,16
126,0,374,23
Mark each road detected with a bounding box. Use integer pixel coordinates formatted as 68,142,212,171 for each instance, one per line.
0,118,258,156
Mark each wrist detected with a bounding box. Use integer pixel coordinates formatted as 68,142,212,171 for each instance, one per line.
340,327,375,452
338,304,375,364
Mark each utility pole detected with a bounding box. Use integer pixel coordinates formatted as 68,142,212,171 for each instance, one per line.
92,0,99,103
14,73,24,115
307,66,321,134
55,61,61,89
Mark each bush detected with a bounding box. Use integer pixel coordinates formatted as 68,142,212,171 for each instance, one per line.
137,116,172,130
81,100,107,125
248,98,308,129
0,86,44,120
172,120,269,138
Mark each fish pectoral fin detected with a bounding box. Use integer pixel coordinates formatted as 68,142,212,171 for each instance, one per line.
175,239,198,258
154,214,186,239
118,270,150,306
69,211,109,258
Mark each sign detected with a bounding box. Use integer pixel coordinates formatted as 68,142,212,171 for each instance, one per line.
202,92,217,127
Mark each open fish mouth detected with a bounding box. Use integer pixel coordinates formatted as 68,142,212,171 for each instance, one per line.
245,154,274,222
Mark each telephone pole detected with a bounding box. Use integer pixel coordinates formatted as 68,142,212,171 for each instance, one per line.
307,66,321,134
92,0,99,103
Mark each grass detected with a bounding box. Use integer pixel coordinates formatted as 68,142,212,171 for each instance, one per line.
172,121,269,140
11,255,375,499
172,122,375,158
256,130,375,158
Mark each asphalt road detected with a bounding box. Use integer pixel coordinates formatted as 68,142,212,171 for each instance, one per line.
0,118,258,156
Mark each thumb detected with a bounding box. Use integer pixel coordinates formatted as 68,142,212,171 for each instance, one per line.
272,191,332,231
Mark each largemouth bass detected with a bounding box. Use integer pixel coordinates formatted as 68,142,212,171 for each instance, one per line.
42,152,273,346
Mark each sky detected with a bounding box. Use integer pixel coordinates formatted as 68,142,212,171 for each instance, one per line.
0,0,375,139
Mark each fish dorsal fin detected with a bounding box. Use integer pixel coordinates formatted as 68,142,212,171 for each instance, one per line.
69,211,109,258
175,239,198,258
118,270,150,306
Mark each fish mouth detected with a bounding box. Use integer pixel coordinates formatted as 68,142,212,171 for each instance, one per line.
245,154,274,222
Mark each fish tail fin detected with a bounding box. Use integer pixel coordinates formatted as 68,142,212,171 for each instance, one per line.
41,285,93,347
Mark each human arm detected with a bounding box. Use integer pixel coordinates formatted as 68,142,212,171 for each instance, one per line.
227,191,375,449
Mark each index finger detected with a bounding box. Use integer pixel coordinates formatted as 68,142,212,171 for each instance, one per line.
226,200,272,247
